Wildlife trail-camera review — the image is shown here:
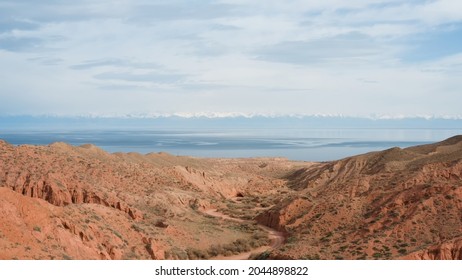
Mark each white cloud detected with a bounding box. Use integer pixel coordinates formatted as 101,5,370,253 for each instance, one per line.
0,0,461,117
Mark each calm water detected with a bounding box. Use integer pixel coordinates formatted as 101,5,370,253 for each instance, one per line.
1,129,461,161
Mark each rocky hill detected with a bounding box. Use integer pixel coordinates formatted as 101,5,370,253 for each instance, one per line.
257,135,462,259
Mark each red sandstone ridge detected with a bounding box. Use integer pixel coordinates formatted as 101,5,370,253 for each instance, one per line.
0,136,461,260
255,135,462,260
403,237,462,260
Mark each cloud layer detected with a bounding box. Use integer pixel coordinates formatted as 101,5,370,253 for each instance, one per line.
1,0,461,116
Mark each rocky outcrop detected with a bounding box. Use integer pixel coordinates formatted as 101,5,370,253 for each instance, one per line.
142,237,166,260
404,238,462,260
1,172,142,220
256,198,312,232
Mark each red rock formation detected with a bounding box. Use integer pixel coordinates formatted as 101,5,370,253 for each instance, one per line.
404,238,462,260
0,139,304,259
257,136,462,260
1,136,461,260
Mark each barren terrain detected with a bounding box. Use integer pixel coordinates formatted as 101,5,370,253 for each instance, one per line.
0,136,461,260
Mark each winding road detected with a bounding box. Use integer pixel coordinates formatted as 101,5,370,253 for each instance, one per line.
203,208,285,260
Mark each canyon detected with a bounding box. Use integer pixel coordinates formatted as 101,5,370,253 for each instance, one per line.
0,136,461,260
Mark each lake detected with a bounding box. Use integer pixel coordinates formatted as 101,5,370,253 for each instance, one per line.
1,128,461,161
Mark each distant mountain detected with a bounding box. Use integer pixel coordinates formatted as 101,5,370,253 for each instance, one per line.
1,115,462,130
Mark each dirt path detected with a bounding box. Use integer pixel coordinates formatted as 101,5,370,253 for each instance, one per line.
202,208,285,260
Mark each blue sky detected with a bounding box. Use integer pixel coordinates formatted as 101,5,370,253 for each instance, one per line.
1,0,462,117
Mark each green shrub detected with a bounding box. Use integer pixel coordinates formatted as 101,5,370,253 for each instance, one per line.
372,253,383,259
398,248,407,255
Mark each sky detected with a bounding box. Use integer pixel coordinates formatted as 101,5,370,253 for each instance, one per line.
1,0,462,117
